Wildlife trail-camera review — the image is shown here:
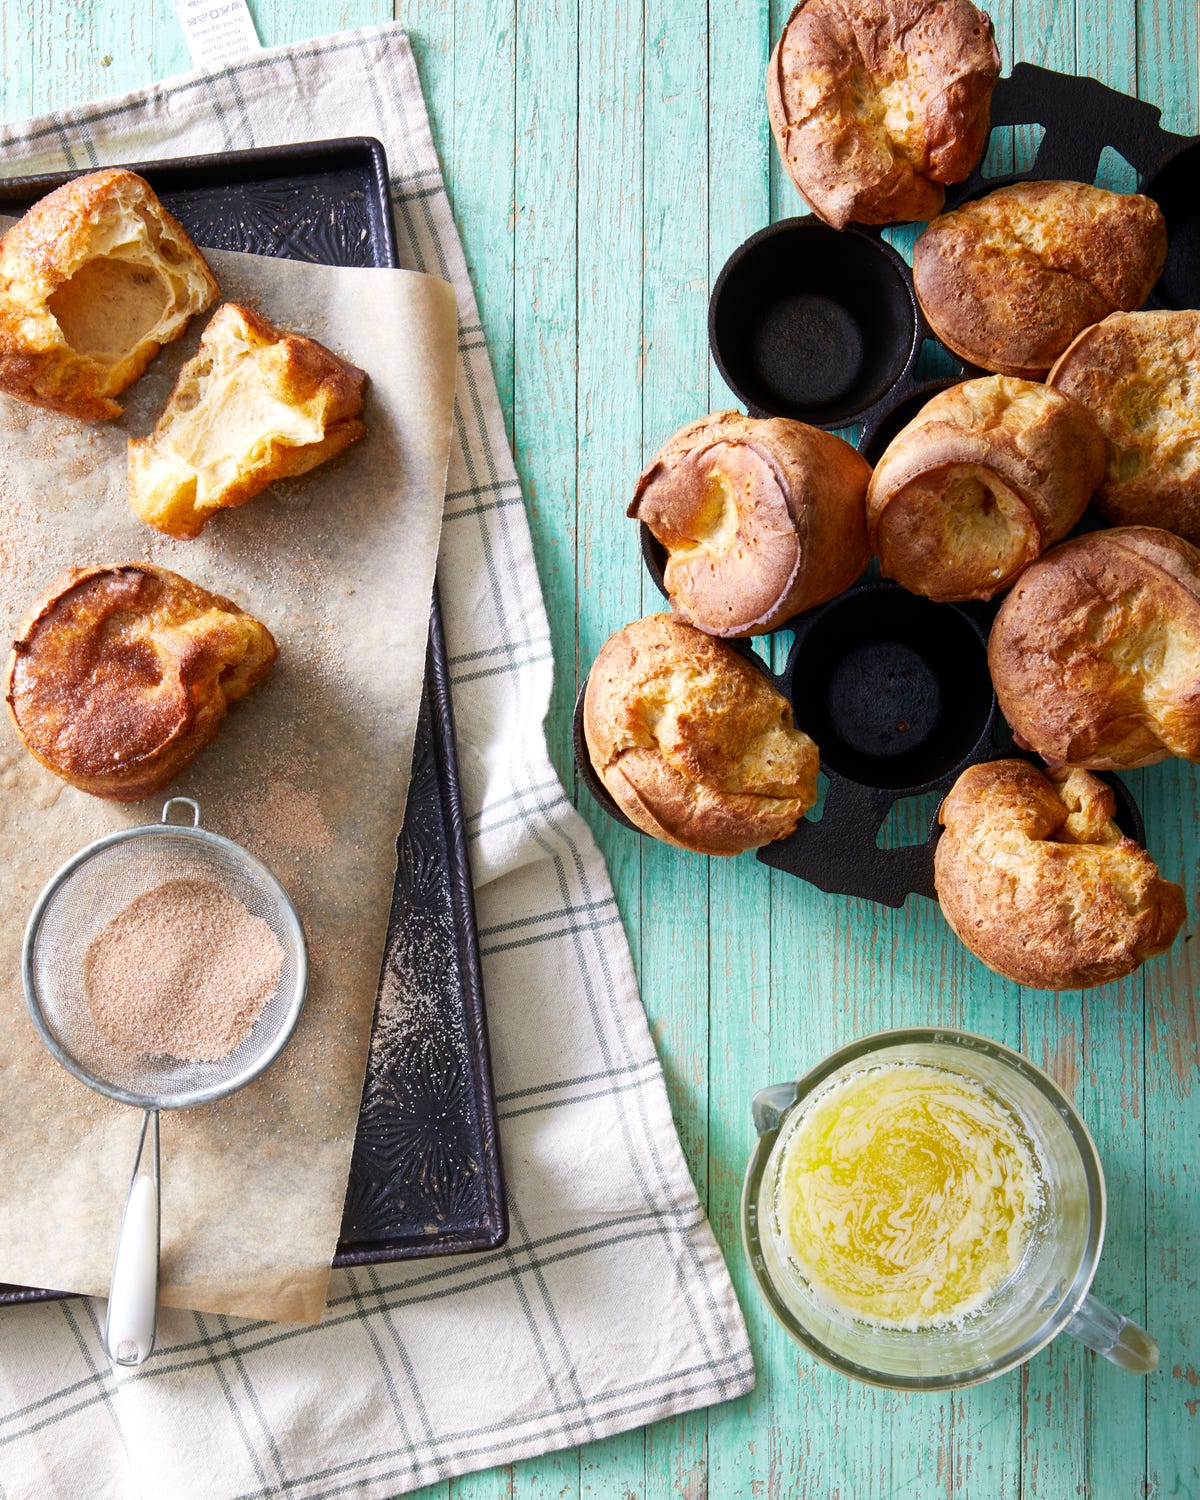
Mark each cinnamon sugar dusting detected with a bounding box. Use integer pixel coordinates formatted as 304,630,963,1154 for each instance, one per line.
243,778,335,852
83,877,285,1063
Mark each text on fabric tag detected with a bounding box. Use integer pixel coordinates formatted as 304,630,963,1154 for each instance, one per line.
171,0,263,68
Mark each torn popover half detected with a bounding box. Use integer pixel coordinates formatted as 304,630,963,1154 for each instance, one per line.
128,302,368,539
0,168,219,421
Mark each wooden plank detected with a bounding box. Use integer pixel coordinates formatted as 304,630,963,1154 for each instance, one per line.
1136,8,1199,1499
511,0,581,788
1143,760,1200,1500
639,18,712,1499
702,5,780,1500
573,0,647,1495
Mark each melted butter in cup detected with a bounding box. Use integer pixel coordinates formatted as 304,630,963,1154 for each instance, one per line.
771,1063,1044,1329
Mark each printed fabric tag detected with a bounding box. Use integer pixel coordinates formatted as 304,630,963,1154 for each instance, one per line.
172,0,263,68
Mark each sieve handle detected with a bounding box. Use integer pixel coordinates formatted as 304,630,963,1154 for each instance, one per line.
104,1110,160,1367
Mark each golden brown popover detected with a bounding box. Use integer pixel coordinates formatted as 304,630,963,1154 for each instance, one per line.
1047,310,1200,543
913,182,1167,378
867,377,1105,602
767,0,999,230
583,613,819,855
5,563,278,801
0,168,219,421
629,411,871,637
128,302,367,539
935,759,1185,989
988,527,1200,769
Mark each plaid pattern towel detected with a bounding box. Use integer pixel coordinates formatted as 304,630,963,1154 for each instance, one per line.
0,23,753,1500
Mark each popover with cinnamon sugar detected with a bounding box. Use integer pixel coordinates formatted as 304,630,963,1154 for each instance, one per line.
767,0,999,229
935,759,1185,989
629,411,870,637
583,613,819,855
867,376,1105,602
988,527,1200,769
5,563,277,801
0,168,218,421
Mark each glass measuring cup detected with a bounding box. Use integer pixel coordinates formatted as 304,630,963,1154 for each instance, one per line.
741,1028,1158,1389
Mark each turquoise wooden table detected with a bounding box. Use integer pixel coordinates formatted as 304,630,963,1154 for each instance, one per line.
2,1,1198,1495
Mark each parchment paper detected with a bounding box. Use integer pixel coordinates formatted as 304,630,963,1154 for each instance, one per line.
0,232,458,1323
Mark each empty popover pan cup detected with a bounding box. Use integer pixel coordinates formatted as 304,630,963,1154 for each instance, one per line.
709,218,920,428
1141,140,1200,310
782,580,996,795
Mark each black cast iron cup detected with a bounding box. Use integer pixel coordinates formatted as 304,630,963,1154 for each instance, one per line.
1141,140,1200,310
708,218,921,429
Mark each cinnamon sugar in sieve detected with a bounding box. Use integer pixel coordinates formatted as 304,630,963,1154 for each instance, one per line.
83,877,285,1063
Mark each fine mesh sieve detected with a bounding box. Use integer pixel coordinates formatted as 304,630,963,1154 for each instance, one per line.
21,797,309,1366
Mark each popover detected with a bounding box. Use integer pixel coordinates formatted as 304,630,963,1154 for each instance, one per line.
988,527,1200,769
0,168,219,421
629,411,871,637
935,759,1185,989
914,181,1167,378
5,563,278,801
1047,310,1200,543
582,613,819,855
128,302,368,539
767,0,999,230
867,377,1105,602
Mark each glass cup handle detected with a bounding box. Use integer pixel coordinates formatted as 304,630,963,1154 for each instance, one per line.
1065,1292,1159,1374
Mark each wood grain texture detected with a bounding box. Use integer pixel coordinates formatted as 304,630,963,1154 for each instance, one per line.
2,0,1199,1496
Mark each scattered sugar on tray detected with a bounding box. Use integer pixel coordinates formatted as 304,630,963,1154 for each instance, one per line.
367,862,468,1090
244,778,335,853
83,877,285,1064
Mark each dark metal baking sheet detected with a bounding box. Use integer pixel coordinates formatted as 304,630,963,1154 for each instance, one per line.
0,137,507,1306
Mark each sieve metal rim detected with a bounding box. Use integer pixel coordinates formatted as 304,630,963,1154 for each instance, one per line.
21,819,309,1111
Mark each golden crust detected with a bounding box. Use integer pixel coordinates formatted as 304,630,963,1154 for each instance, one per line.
913,182,1167,378
767,0,999,230
629,411,871,637
934,758,1185,989
4,563,278,801
866,377,1106,601
582,613,819,855
1047,310,1200,543
988,527,1200,769
0,168,219,421
127,302,367,539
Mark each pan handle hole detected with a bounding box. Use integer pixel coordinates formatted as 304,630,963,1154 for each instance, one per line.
876,791,941,849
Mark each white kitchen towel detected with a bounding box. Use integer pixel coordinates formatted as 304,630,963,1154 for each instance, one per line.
0,23,753,1500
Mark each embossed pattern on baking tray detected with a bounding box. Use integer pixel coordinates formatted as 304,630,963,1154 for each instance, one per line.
0,139,506,1306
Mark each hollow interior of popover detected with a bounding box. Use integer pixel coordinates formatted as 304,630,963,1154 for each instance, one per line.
47,256,171,365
